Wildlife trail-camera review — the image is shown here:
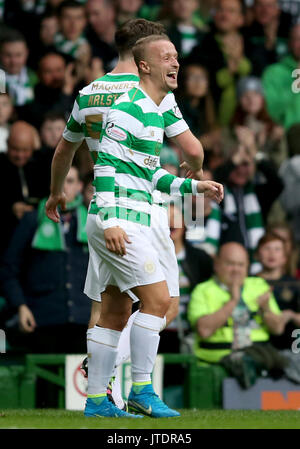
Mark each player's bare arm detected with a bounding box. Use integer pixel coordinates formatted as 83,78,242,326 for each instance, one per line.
171,129,204,175
46,137,84,222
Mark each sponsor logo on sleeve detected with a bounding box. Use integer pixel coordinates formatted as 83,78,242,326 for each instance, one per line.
106,123,127,141
173,104,183,119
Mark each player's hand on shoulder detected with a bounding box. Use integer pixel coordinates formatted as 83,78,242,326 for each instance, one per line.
45,193,67,223
104,226,132,256
197,181,224,204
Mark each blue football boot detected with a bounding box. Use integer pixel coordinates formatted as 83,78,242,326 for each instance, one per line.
84,396,143,418
128,383,180,418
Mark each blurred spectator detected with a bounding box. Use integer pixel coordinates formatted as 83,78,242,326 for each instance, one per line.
0,29,38,106
243,0,292,76
85,0,118,71
159,203,213,361
188,242,287,388
256,232,300,350
165,0,206,59
3,0,47,49
0,121,49,257
40,112,66,150
116,0,143,25
54,0,89,60
232,76,287,167
0,165,90,354
188,0,252,125
202,143,284,271
262,23,300,130
28,13,59,69
176,63,217,139
0,93,14,153
18,52,76,128
286,122,300,157
267,222,299,277
278,155,300,245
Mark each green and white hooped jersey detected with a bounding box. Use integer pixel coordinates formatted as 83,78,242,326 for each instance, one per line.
63,72,189,209
94,86,198,228
63,73,140,154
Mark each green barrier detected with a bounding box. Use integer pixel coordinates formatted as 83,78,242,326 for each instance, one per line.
0,353,227,409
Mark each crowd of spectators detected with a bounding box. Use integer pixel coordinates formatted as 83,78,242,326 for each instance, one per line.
0,0,300,389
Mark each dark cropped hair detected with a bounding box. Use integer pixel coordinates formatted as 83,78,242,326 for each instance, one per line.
57,0,85,17
115,18,166,56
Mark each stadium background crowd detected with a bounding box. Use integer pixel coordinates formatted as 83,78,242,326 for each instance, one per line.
0,0,300,400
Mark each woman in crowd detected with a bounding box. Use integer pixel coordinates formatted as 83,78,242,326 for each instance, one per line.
231,76,287,168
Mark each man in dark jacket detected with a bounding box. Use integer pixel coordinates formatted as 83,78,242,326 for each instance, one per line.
18,52,76,129
243,0,292,76
0,166,90,354
0,121,50,258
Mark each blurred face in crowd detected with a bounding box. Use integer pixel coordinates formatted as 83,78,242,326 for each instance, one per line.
228,152,255,186
257,238,287,271
64,167,83,203
214,0,243,33
240,90,264,115
215,243,249,287
59,6,87,41
0,94,13,125
38,54,66,89
170,0,199,22
40,16,59,45
184,65,208,99
40,118,66,149
7,122,35,168
254,0,279,26
290,25,300,61
86,0,115,35
118,0,142,14
0,41,28,75
169,204,185,243
270,226,293,258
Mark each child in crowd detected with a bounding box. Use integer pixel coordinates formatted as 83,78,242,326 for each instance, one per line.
267,222,299,278
256,232,300,350
40,112,66,150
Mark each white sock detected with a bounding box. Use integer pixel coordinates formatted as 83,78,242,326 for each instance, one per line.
114,310,139,369
86,326,121,396
111,370,125,409
130,312,164,383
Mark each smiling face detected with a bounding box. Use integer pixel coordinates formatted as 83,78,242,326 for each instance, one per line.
139,39,179,93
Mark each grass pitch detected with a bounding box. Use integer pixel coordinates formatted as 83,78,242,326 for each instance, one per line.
0,409,300,429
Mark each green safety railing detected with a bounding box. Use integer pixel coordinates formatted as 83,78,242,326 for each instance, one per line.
0,353,227,409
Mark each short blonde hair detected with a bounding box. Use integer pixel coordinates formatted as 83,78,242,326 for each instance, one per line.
132,34,170,68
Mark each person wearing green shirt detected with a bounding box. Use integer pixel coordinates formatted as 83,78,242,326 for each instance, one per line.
262,24,300,130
